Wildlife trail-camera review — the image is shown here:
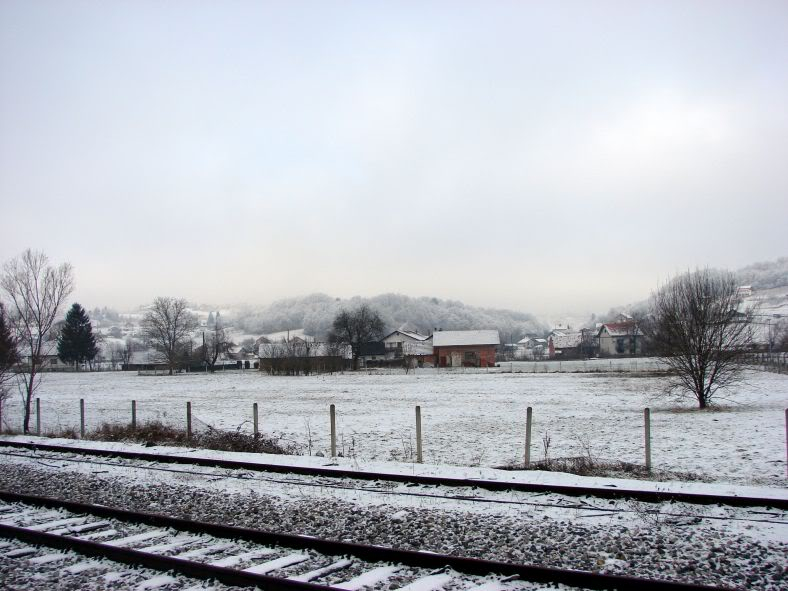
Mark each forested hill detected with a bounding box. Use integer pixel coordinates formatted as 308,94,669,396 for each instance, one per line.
232,293,545,342
591,256,788,326
736,257,788,290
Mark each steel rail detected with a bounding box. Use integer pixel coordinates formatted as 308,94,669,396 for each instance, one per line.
0,523,339,591
0,439,785,509
3,449,787,528
0,490,730,591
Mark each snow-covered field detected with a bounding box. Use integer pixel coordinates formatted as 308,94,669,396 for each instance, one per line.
2,368,786,487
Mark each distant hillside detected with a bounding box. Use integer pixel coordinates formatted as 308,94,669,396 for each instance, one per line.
736,257,788,290
231,293,545,342
591,256,788,325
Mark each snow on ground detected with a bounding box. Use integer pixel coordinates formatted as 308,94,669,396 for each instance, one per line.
1,450,786,590
1,437,785,545
2,367,786,486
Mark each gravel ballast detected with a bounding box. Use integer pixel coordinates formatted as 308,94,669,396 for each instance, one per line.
1,461,786,590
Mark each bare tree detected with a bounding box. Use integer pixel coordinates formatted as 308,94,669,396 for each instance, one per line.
141,297,198,375
120,338,135,369
329,304,385,370
109,343,126,370
645,269,754,409
1,249,74,433
201,317,234,372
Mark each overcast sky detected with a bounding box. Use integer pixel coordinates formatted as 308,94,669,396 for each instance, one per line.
1,1,787,317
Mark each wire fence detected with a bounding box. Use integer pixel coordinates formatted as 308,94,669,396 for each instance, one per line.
743,352,788,374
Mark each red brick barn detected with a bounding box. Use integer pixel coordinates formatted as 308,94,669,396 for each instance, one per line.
432,330,500,368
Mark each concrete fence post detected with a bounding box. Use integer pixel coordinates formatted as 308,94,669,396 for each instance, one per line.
644,407,652,471
80,399,85,438
330,404,337,457
415,405,423,464
525,406,533,467
785,408,788,478
36,398,41,436
131,400,137,430
253,402,259,438
186,401,192,439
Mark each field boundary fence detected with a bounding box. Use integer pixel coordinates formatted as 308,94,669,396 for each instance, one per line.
7,397,788,478
744,352,788,374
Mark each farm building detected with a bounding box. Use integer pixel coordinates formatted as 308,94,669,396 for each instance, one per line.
432,330,499,367
547,332,583,359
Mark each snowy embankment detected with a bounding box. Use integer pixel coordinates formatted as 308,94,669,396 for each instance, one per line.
0,440,786,590
2,367,786,486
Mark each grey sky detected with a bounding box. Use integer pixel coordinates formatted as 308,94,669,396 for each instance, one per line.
1,1,787,316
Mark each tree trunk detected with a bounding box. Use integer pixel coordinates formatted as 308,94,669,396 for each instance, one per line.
22,369,35,434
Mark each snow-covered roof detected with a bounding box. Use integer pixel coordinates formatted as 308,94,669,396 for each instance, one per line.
261,329,314,343
432,330,500,347
598,322,643,337
550,332,582,348
383,330,430,342
517,336,547,346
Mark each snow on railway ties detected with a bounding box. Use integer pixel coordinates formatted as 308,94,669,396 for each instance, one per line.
0,492,731,590
1,439,785,510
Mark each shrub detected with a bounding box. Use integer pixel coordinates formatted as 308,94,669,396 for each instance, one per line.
90,420,298,455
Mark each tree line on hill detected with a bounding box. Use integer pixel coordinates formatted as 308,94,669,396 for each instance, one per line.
232,292,546,343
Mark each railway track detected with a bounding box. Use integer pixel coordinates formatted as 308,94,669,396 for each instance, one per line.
0,491,729,591
3,446,787,530
0,439,785,510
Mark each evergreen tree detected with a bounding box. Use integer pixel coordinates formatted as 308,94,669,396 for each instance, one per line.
0,303,19,383
57,303,99,369
1,303,20,429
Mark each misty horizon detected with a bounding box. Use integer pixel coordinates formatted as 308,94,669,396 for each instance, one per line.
2,2,787,317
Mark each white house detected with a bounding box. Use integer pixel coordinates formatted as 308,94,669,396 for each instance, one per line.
597,322,643,356
381,330,432,360
516,336,548,359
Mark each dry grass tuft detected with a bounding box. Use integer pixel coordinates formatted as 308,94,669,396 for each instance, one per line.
89,421,298,455
498,455,710,482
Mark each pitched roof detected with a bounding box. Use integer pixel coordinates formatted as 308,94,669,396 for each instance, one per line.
517,336,547,346
598,322,642,337
550,332,582,348
432,330,500,347
383,330,430,341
